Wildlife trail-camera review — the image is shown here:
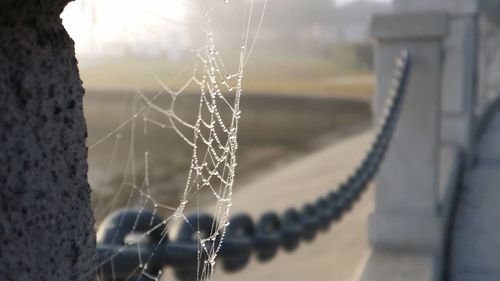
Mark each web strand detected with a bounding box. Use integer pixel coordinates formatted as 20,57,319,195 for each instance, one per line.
88,1,268,280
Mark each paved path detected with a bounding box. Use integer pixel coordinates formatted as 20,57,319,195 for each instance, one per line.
449,110,500,281
162,132,374,281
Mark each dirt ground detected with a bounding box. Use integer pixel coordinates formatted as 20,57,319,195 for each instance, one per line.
85,90,371,223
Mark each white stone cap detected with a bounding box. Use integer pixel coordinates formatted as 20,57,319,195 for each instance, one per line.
371,12,450,40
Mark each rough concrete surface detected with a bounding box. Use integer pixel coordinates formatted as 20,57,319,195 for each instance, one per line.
0,1,96,281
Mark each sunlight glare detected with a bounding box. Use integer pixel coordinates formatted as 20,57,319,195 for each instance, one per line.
62,0,189,57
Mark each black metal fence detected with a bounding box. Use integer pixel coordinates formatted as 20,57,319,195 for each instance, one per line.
95,51,411,281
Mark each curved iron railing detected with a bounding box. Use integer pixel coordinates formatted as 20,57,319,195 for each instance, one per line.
95,50,411,281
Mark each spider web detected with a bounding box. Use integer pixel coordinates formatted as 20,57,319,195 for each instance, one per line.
67,0,268,280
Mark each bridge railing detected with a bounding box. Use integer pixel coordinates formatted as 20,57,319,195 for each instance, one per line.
95,51,412,281
434,144,463,280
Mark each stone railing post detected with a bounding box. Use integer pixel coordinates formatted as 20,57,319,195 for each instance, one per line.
360,13,449,281
0,1,96,280
440,3,478,160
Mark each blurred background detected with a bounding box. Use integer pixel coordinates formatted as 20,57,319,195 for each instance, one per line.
62,1,390,280
59,1,500,281
62,0,390,216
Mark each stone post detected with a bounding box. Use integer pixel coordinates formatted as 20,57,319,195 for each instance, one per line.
360,13,449,281
440,5,478,163
0,1,96,280
394,0,479,159
476,8,500,116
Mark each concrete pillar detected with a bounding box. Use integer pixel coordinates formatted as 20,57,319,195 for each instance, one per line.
396,0,479,162
440,7,478,162
477,15,500,115
360,12,449,281
0,1,96,280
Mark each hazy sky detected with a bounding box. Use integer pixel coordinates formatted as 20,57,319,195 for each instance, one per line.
335,0,392,5
62,0,188,56
62,0,393,57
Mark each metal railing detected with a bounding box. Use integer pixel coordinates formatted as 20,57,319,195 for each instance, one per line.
95,50,411,281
